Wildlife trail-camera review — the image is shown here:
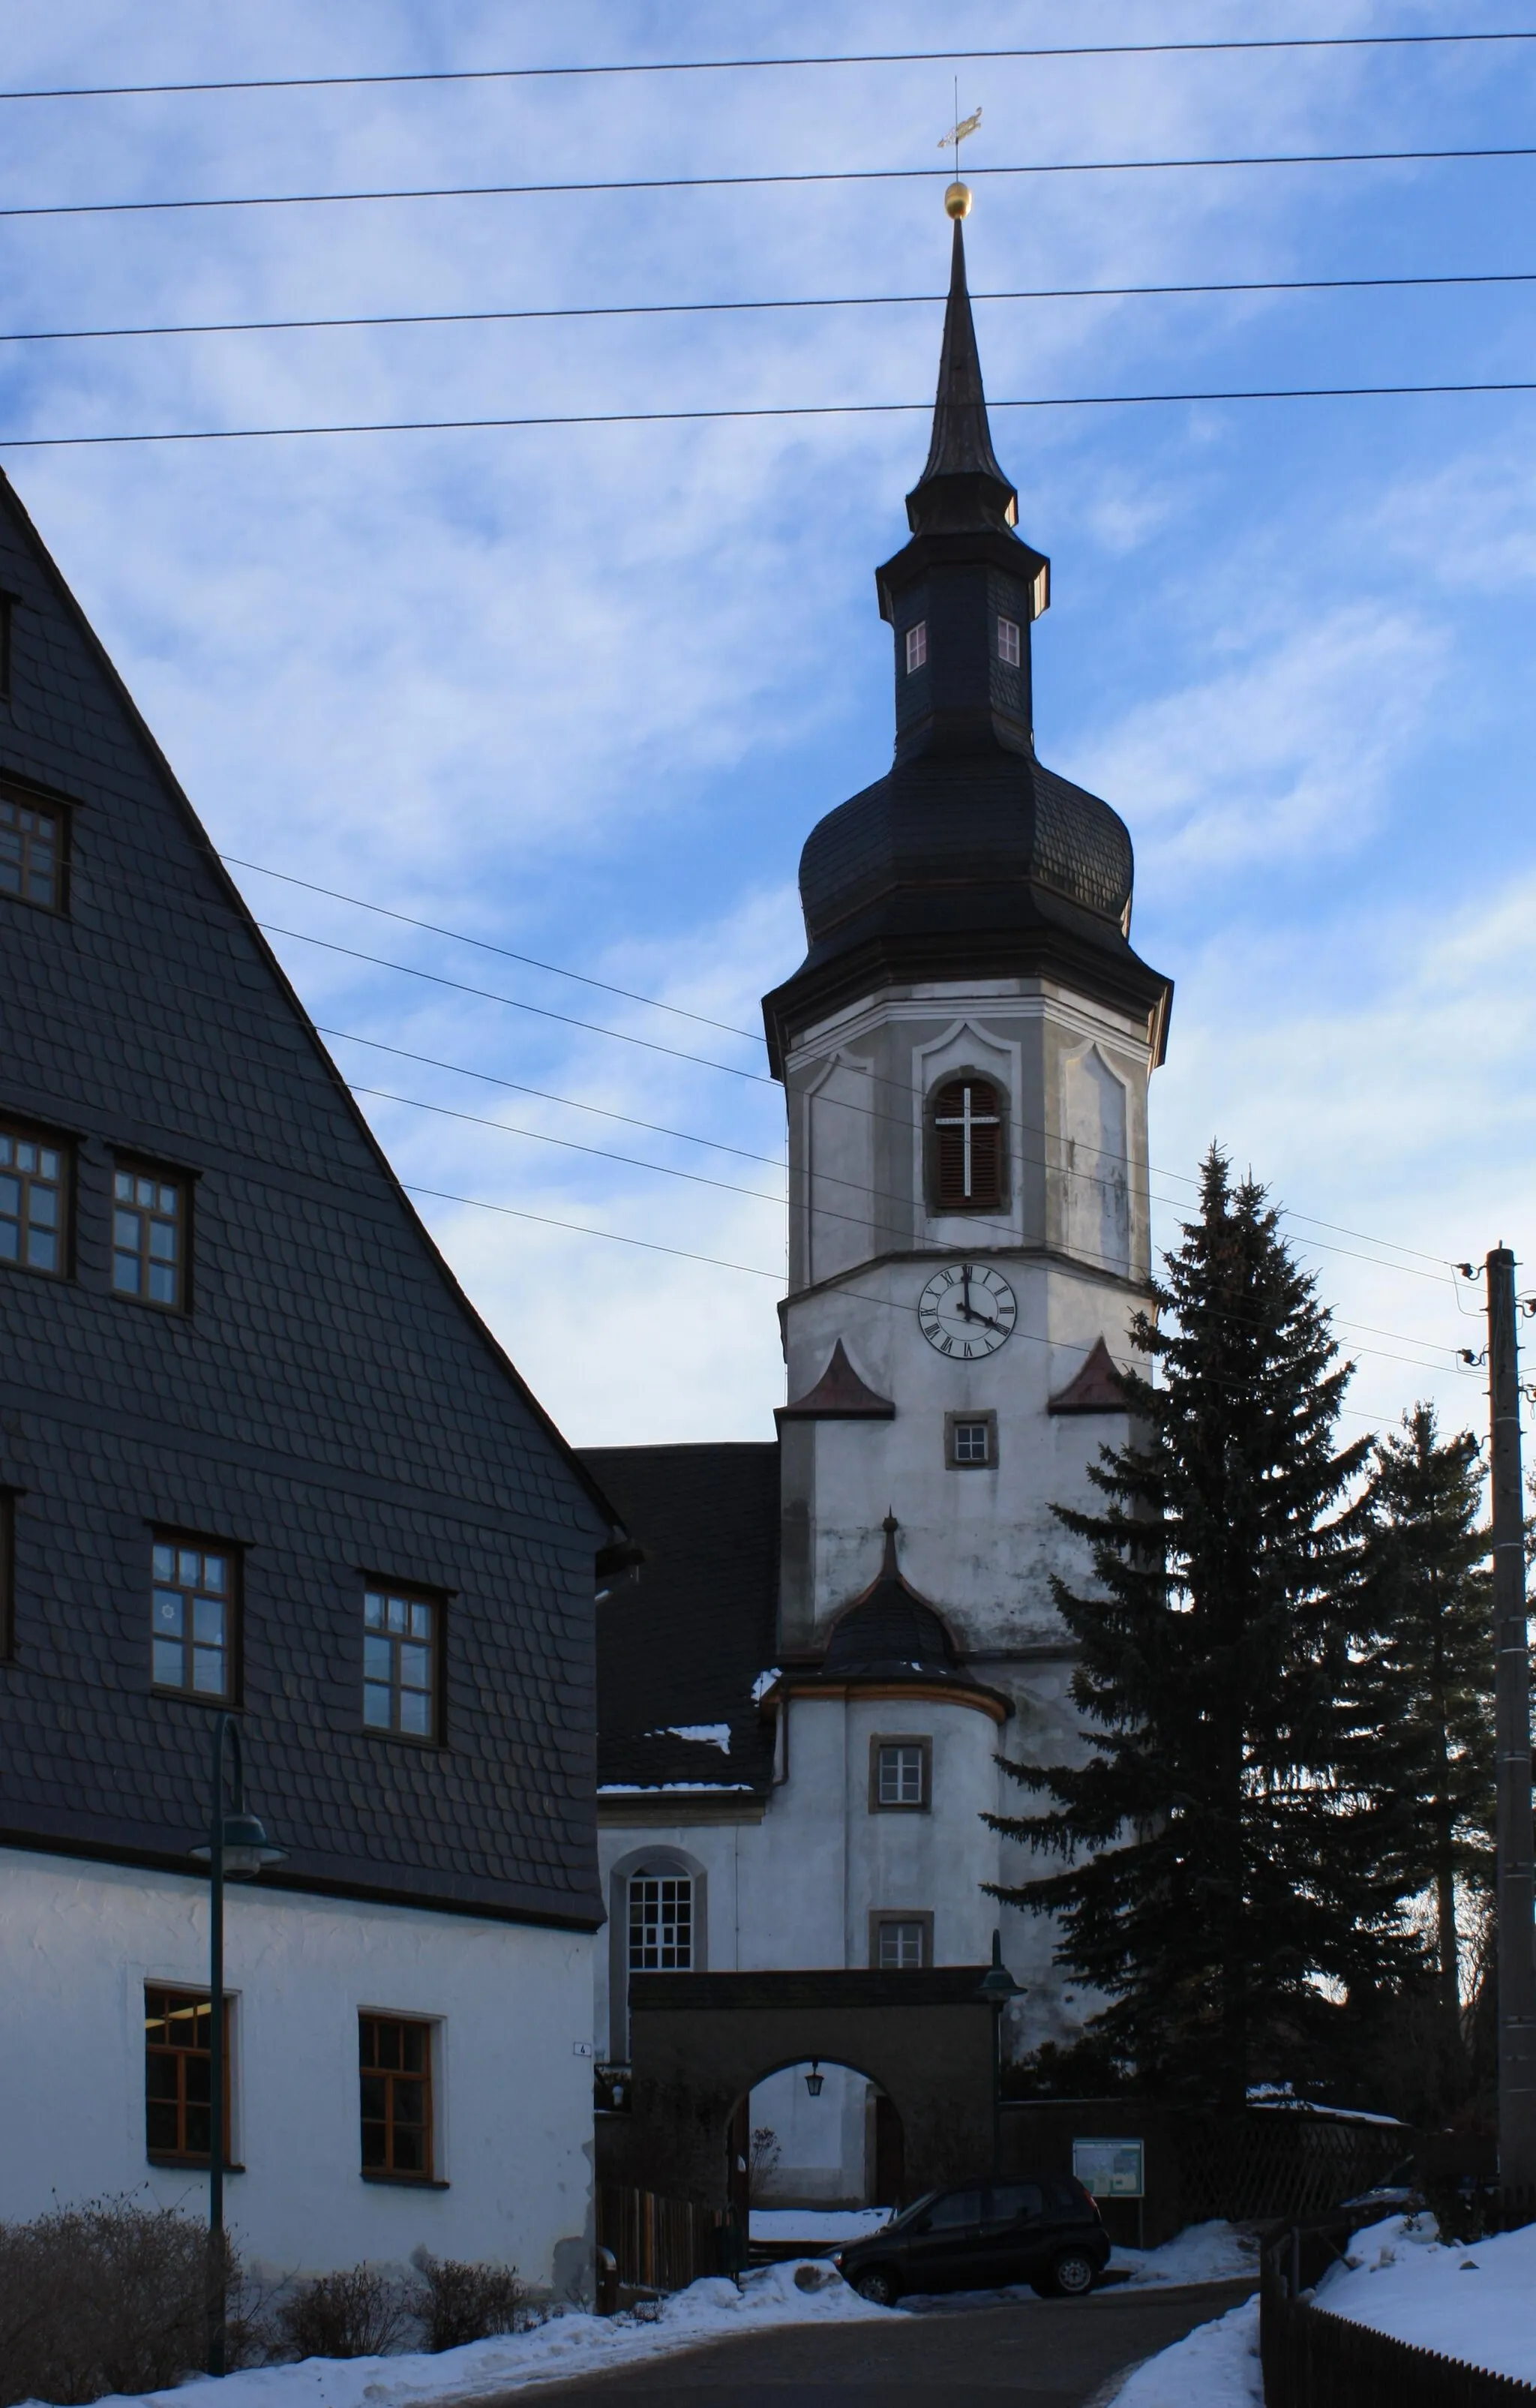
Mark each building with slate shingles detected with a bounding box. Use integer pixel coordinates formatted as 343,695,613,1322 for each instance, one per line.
586,204,1173,2207
0,468,621,2289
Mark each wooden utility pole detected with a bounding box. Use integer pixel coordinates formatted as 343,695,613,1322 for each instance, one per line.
1486,1246,1536,2185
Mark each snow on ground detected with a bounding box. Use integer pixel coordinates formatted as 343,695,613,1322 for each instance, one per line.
1107,2299,1262,2406
750,2207,894,2244
1313,2211,1536,2385
1114,2220,1261,2289
54,2263,889,2408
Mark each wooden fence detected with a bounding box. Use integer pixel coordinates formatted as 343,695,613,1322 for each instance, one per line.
1259,2218,1536,2408
596,2183,737,2295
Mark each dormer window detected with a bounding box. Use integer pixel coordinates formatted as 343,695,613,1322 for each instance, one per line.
997,617,1021,667
904,621,928,673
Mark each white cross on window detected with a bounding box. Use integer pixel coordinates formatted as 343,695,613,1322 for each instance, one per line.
934,1084,1001,1199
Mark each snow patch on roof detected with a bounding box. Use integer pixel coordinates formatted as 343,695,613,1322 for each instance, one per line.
752,1668,782,1704
598,1782,755,1795
650,1722,731,1753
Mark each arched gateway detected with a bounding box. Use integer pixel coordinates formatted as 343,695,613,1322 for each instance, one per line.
598,1967,999,2211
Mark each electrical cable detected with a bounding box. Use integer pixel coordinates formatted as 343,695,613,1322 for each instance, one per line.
350,1076,1470,1375
4,32,1534,104
7,143,1536,225
252,917,1457,1285
8,267,1536,349
8,378,1536,452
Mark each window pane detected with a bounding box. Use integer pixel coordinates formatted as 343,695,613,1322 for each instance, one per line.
398,1687,430,1736
193,1596,224,1644
192,1647,224,1693
398,1644,430,1690
202,1556,226,1593
360,2075,387,2118
28,1187,56,1230
364,1593,383,1627
363,1635,392,1680
113,1253,141,1293
400,2025,427,2074
152,1638,184,1686
26,1229,57,1272
148,1221,178,1260
387,1596,407,1633
361,2122,388,2168
153,1590,184,1632
113,1210,139,1250
410,1602,432,1641
147,1262,177,1304
0,1222,16,1263
363,1683,393,1728
178,1551,199,1585
115,1170,134,1201
392,2123,424,2172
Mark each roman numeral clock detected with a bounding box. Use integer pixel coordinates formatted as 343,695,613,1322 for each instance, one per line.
918,1263,1017,1359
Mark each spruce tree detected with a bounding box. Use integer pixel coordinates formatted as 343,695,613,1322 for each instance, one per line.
1360,1405,1492,2047
991,1146,1420,2112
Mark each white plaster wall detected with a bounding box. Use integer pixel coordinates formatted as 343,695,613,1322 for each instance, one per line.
1,1849,596,2294
748,2064,868,2205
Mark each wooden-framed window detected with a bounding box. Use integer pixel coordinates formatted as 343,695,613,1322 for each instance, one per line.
359,2013,435,2181
871,1737,932,1812
0,1124,68,1276
997,615,1021,666
946,1410,998,1470
0,787,63,911
929,1077,1004,1212
362,1585,441,1740
904,620,928,672
871,1912,934,1971
112,1162,188,1309
152,1536,237,1701
145,1986,232,2165
628,1869,693,1971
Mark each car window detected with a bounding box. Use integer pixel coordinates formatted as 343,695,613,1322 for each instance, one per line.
886,2191,937,2231
988,2181,1044,2223
924,2187,984,2229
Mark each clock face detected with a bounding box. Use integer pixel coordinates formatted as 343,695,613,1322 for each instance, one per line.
918,1262,1017,1359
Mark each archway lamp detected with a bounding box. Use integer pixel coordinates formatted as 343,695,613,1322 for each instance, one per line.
805,2059,825,2098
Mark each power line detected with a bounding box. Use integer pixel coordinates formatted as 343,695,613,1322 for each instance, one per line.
7,378,1536,454
7,144,1535,225
352,1075,1468,1371
227,855,762,1042
234,895,1452,1282
10,267,1536,350
4,31,1534,104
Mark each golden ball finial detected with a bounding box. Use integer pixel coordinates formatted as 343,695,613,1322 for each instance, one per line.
944,179,973,220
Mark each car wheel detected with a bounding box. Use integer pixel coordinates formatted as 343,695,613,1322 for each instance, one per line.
853,2266,901,2307
1046,2247,1098,2298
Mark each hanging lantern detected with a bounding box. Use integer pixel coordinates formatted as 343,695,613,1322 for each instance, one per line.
805,2059,824,2098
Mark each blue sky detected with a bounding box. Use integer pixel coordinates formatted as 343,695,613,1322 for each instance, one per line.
5,0,1534,1447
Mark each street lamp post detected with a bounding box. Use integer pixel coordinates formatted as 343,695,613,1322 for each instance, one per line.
976,1930,1024,2179
188,1712,284,2376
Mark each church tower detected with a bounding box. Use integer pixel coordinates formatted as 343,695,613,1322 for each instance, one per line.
763,197,1172,1680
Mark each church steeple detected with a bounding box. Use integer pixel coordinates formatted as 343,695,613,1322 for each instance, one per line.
874,204,1049,766
906,217,1019,539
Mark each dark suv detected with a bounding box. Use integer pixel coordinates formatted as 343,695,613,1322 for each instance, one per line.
833,2176,1109,2305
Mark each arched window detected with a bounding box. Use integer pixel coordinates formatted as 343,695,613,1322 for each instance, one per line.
929,1077,1004,1212
628,1865,694,1972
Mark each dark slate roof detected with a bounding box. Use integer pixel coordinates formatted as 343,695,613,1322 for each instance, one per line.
0,469,616,1929
584,1443,779,1797
908,218,1018,537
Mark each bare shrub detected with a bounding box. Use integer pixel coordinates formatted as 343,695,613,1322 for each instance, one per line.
748,2126,782,2204
410,2250,532,2349
276,2265,415,2361
0,2198,233,2408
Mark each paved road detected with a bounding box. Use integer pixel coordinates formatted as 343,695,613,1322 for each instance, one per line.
511,2277,1256,2406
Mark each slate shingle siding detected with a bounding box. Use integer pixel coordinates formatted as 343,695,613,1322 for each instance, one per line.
0,473,610,1929
585,1443,779,1795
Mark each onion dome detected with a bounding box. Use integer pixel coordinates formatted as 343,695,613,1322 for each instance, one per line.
763,212,1171,1074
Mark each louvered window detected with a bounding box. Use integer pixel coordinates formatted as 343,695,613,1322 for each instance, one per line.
930,1079,1004,1212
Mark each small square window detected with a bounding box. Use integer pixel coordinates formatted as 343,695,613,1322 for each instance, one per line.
0,789,64,911
904,620,928,673
360,2013,436,2180
872,1914,932,1970
112,1162,188,1309
145,1986,232,2165
946,1410,998,1470
0,1124,68,1278
363,1586,441,1740
152,1536,236,1701
871,1736,931,1812
997,617,1021,667
629,1870,694,1971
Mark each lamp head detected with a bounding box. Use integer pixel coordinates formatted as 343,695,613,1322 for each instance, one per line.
191,1810,286,1881
976,1928,1024,2004
804,2060,825,2098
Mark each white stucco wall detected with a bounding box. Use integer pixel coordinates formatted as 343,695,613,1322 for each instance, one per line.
1,1848,596,2295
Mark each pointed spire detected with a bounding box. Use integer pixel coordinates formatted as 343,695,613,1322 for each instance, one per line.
907,218,1018,538
880,1511,901,1578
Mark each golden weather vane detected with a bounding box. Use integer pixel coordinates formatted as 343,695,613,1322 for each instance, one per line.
938,95,980,218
